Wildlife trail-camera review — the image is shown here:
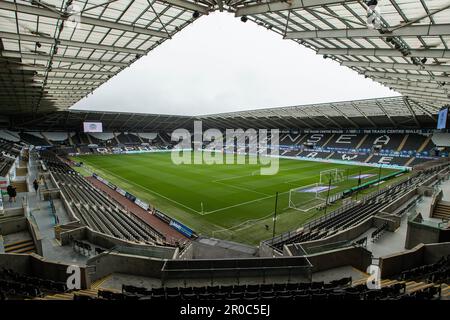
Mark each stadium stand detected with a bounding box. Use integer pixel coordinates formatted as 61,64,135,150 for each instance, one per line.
267,165,446,250
40,151,166,245
1,0,450,305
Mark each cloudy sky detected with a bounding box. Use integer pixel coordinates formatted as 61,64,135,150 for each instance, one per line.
71,12,398,116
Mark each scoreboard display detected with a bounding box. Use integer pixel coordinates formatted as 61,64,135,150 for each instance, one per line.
83,122,103,133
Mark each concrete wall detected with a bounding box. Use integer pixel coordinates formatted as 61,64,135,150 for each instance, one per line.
379,188,417,216
0,253,90,289
307,246,372,274
87,252,165,282
423,242,450,264
184,238,258,259
379,244,425,278
0,253,30,274
162,256,312,283
30,254,90,289
405,218,441,249
59,226,175,259
259,240,284,257
379,242,450,278
0,216,27,235
27,218,43,256
300,217,374,251
373,215,400,232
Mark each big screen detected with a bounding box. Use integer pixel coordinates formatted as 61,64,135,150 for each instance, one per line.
83,122,103,133
437,108,448,129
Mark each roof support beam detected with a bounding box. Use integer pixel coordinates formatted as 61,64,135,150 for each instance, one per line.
1,50,129,67
235,0,352,17
160,0,210,14
341,60,450,73
285,24,450,39
0,63,115,75
0,1,170,38
317,48,450,59
403,97,421,127
0,32,146,55
365,71,450,83
404,94,450,104
381,84,448,96
375,78,450,90
400,90,450,100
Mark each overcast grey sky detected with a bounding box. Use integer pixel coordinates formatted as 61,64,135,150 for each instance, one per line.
71,12,399,116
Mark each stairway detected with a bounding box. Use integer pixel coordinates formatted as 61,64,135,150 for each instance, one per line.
418,136,432,153
41,132,53,146
397,135,409,152
68,133,75,146
405,157,416,167
136,133,144,144
4,239,35,254
113,133,121,145
35,288,99,300
322,134,335,148
12,180,28,192
432,202,450,220
355,134,368,150
364,154,374,163
36,275,116,300
86,133,93,145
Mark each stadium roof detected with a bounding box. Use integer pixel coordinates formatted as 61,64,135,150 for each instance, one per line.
0,0,449,115
9,96,439,131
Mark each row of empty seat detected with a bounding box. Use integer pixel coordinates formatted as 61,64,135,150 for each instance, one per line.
69,277,445,301
40,151,166,245
0,268,67,300
269,169,441,250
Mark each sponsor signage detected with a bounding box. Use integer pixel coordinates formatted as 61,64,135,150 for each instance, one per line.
169,219,194,238
135,198,149,211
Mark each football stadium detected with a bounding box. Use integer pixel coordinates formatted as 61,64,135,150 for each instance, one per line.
0,0,450,308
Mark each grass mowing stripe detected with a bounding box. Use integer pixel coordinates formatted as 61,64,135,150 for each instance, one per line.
72,152,400,244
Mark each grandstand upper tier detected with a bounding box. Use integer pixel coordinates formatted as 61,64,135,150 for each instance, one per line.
0,0,449,115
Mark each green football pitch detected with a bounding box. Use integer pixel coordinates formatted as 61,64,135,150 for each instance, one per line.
72,152,403,245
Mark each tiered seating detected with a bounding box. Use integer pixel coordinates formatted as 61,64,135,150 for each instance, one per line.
398,256,450,284
19,132,49,146
402,135,428,152
280,133,306,146
432,202,450,220
0,155,14,176
0,137,21,157
269,170,436,249
371,222,388,243
0,268,67,300
116,133,129,144
40,151,164,244
357,134,404,152
302,133,334,148
53,171,162,244
74,275,444,301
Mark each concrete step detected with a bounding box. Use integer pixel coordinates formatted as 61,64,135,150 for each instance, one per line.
4,239,34,252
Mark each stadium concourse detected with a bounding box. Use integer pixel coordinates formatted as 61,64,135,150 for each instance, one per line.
0,0,450,305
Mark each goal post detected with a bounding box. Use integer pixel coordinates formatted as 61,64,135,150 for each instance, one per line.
288,183,328,212
319,168,346,185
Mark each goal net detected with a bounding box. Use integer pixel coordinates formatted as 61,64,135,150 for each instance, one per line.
288,183,329,212
319,168,346,185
